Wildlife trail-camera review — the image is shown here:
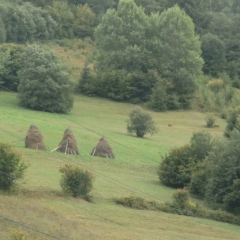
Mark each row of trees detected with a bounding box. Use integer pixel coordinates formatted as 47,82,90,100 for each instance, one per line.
158,130,240,214
0,0,96,42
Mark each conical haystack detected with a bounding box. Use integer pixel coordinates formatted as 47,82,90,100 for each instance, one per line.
57,128,79,155
25,125,45,150
90,137,115,158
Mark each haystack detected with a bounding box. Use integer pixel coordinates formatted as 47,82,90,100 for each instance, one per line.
25,125,45,150
90,137,115,158
57,128,79,155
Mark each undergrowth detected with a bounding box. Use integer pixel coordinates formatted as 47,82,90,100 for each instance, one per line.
114,190,240,226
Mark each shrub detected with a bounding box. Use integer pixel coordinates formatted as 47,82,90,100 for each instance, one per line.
190,131,214,161
173,189,190,207
114,196,148,210
207,79,224,93
158,145,194,188
206,114,215,128
59,164,94,199
0,143,27,191
126,106,158,138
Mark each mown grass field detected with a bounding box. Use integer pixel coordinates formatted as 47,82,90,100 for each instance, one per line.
1,91,240,240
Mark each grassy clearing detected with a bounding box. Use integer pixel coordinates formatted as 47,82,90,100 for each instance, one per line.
1,91,238,240
51,38,93,84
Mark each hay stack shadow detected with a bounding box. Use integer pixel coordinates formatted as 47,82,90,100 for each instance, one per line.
25,125,45,150
91,137,115,158
57,128,79,155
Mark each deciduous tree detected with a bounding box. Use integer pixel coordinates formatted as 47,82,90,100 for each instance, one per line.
18,44,73,113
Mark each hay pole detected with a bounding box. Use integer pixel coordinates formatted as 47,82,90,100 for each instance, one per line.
72,149,77,156
92,147,96,156
51,145,62,152
65,141,69,154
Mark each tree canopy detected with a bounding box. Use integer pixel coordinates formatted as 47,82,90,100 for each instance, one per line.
18,44,74,114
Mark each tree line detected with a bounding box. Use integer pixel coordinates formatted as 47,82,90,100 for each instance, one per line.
1,0,240,114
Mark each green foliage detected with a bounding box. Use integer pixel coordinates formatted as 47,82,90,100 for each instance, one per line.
114,191,240,225
147,75,167,112
148,5,203,109
114,196,149,210
46,1,96,39
165,0,211,35
158,145,194,188
172,189,191,209
126,106,157,138
223,179,240,214
205,132,240,204
78,64,96,95
18,44,74,114
189,162,208,197
0,43,25,92
194,76,238,114
0,143,28,191
206,78,224,93
93,0,154,102
92,2,203,108
206,114,215,128
0,17,6,43
6,2,57,43
59,164,94,199
95,0,148,72
72,4,96,38
224,111,240,138
0,49,10,86
201,34,226,77
159,131,214,189
190,131,214,161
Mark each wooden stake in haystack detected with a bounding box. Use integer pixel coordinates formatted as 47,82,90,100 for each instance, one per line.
57,128,79,155
90,137,115,158
25,125,45,150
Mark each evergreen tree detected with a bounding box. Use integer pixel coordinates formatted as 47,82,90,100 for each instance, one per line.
18,44,73,114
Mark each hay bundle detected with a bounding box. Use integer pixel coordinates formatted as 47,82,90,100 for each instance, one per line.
25,125,45,150
57,128,79,155
90,137,115,158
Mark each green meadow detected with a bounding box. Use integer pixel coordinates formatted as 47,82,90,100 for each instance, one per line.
1,91,240,240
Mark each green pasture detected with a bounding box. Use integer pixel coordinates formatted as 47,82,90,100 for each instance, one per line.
1,91,239,240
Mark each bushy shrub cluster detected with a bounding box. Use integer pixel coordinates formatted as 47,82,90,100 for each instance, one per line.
0,143,28,191
114,190,240,225
59,164,94,200
158,130,240,215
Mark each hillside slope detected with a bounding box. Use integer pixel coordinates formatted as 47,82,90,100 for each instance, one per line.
1,92,239,240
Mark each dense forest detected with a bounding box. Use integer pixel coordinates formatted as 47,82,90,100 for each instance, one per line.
0,0,240,111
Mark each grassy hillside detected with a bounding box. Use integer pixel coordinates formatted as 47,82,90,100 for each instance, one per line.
1,91,240,240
